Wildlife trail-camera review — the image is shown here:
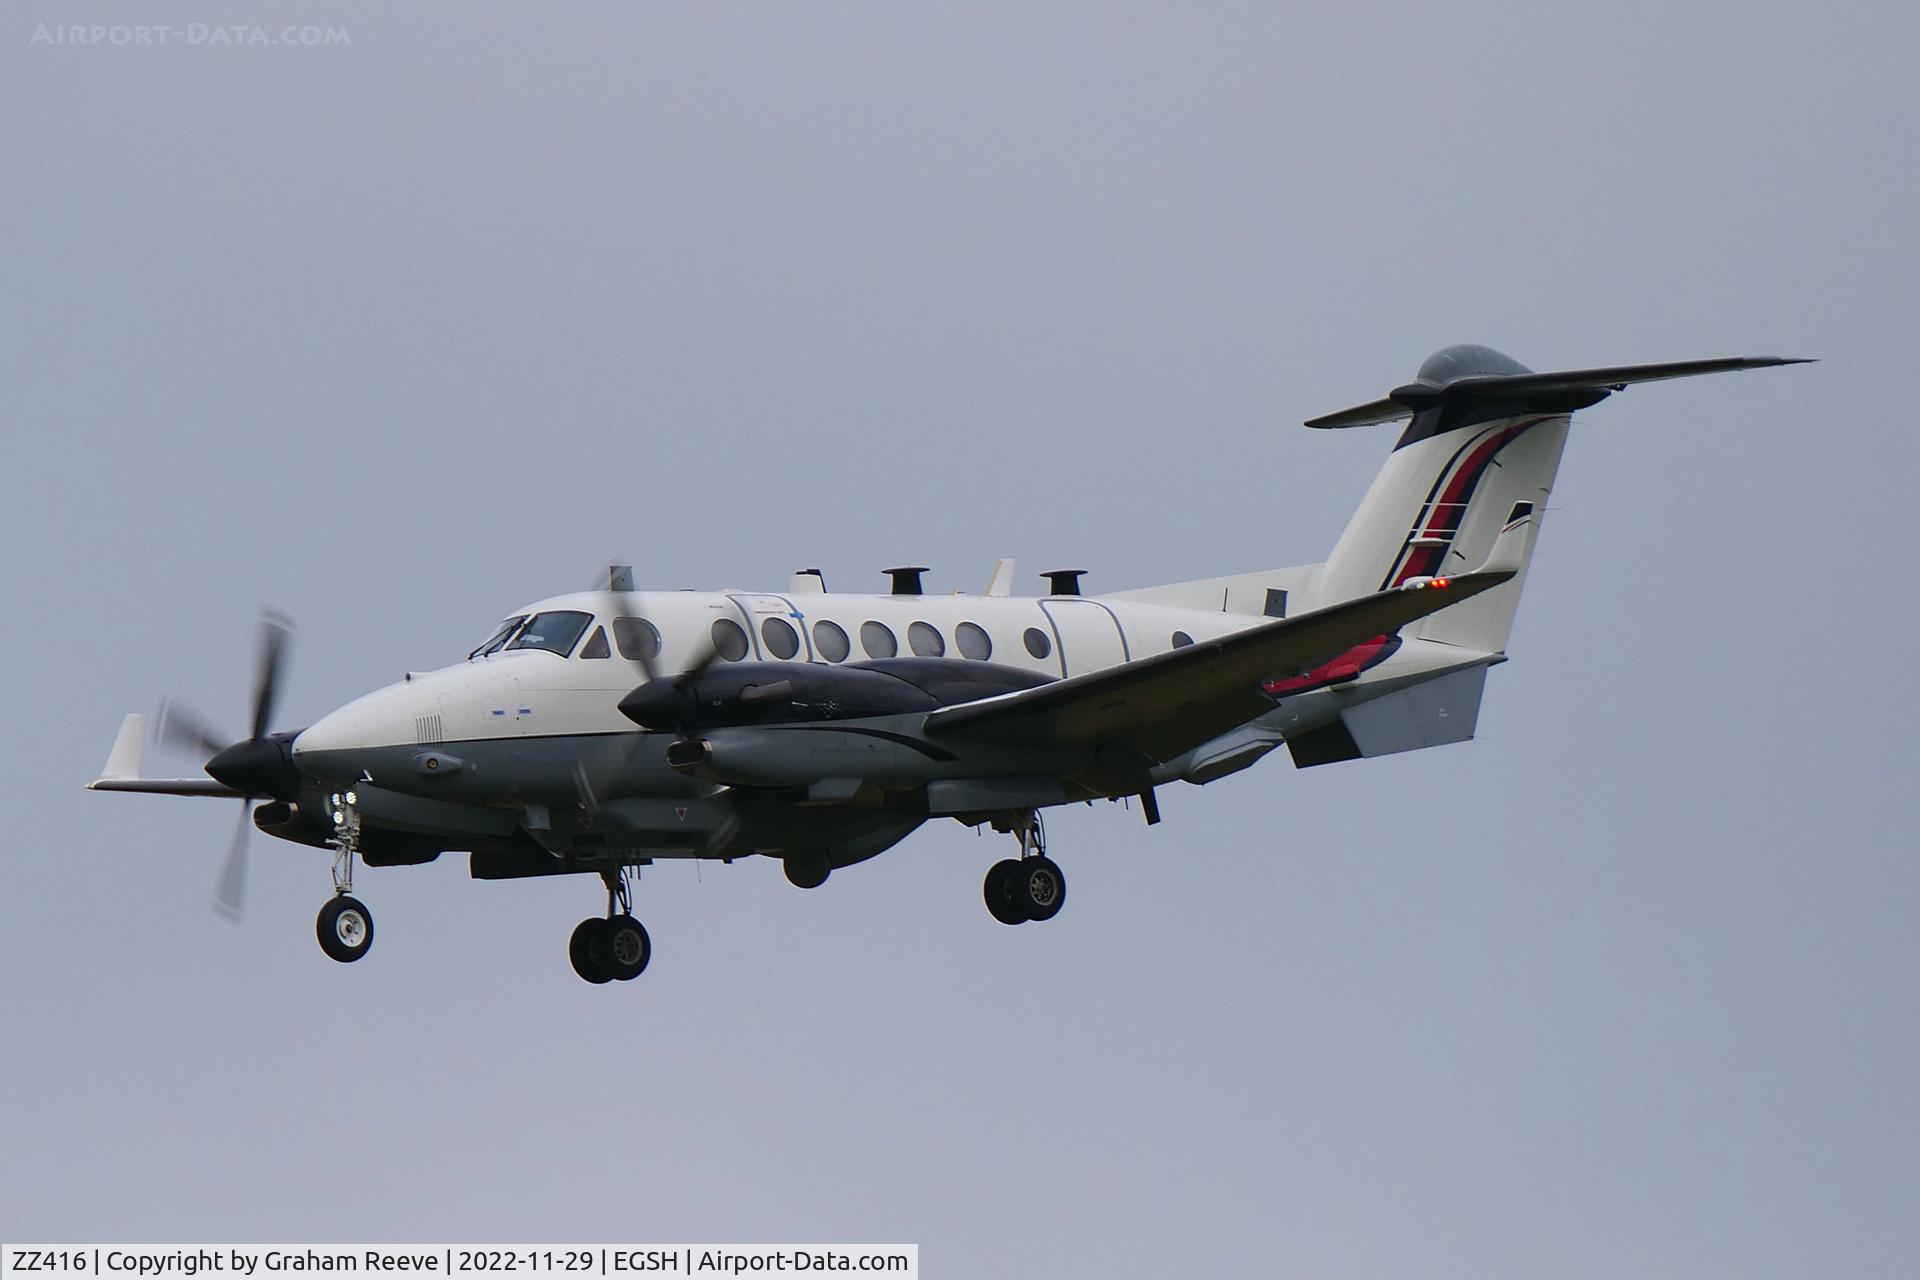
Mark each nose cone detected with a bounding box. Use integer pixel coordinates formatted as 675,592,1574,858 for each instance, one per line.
291,706,370,782
205,736,297,797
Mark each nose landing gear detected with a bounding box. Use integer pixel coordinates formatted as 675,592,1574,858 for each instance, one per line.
983,811,1066,925
569,866,652,984
317,789,375,964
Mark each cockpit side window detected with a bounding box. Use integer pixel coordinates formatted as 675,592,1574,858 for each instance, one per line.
506,610,593,657
579,625,611,659
470,615,529,660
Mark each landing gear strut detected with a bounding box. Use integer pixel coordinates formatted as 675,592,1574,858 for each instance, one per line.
984,810,1066,925
569,865,651,984
317,789,374,963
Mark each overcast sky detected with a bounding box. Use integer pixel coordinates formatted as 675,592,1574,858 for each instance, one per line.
4,3,1916,1276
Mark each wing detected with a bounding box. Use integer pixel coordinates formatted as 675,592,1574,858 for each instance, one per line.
86,713,245,798
924,523,1529,760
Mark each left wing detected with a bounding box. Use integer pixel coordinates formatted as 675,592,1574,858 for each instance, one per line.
924,523,1528,761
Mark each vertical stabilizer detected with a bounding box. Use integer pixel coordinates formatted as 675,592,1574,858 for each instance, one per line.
1311,346,1573,655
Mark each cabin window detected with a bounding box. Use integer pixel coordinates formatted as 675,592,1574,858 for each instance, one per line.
860,620,898,658
711,617,750,662
613,617,662,663
1023,627,1052,659
813,620,851,663
762,616,800,660
955,621,992,660
507,610,593,657
579,626,611,659
908,621,945,657
470,615,528,659
1171,631,1195,648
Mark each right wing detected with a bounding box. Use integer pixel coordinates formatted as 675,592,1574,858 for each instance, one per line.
924,522,1529,762
86,713,244,798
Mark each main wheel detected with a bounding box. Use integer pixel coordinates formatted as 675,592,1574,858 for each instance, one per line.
597,914,652,981
316,895,374,963
1013,856,1066,922
983,858,1028,925
569,918,613,984
784,850,831,889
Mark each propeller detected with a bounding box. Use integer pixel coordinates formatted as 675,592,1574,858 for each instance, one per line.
582,566,743,853
157,610,299,921
595,566,723,740
614,636,723,738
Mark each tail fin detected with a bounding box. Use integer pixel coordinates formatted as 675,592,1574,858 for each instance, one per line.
1307,344,1808,653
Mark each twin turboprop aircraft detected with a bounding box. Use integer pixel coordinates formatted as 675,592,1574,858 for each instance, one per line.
90,345,1806,984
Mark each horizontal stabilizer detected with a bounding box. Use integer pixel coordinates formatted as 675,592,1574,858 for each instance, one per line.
1306,354,1813,429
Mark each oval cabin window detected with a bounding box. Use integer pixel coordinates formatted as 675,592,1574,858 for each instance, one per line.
813,620,850,663
860,620,898,658
711,618,750,662
761,616,800,660
955,621,992,660
908,621,945,657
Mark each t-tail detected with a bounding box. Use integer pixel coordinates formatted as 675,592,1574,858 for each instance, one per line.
1307,344,1810,654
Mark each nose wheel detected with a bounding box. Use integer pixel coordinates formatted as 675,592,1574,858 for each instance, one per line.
570,867,652,984
983,811,1066,925
316,894,374,962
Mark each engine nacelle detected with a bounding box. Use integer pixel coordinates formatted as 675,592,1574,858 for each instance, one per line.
253,795,444,865
252,798,334,849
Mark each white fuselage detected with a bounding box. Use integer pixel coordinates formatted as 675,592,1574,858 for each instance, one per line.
293,586,1300,769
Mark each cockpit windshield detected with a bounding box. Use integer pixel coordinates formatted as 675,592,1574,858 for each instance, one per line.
470,615,528,660
506,610,594,657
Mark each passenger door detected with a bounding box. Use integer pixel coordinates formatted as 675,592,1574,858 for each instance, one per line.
1039,599,1129,677
726,593,811,661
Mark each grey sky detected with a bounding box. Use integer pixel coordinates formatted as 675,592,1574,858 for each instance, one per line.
3,3,1915,1276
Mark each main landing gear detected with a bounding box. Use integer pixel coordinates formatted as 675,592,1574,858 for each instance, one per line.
983,811,1066,926
318,790,374,964
569,866,652,985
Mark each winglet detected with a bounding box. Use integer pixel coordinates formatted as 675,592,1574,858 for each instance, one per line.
1477,512,1536,578
93,713,145,785
1393,516,1534,597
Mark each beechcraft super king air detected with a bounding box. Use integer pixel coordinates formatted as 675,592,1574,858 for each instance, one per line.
91,345,1808,983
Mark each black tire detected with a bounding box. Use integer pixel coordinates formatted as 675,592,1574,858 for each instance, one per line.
569,918,613,984
783,851,831,890
316,895,374,963
983,858,1028,925
600,914,652,981
1014,856,1066,922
